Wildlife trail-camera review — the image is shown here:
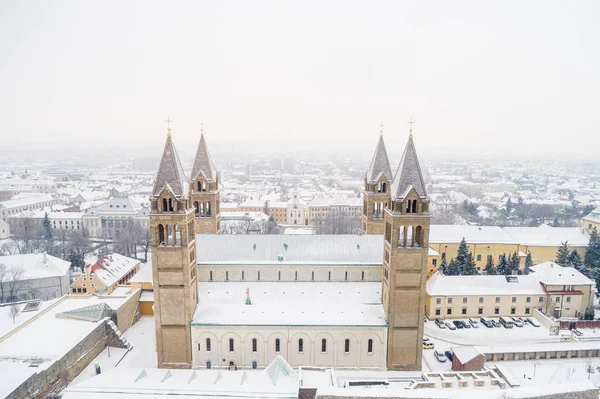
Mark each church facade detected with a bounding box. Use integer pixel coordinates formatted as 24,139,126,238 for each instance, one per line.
150,124,430,371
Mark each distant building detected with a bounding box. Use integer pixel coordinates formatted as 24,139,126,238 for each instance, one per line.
70,253,141,295
0,253,70,302
287,193,305,225
307,195,362,226
7,210,84,234
0,194,59,221
82,197,149,238
582,206,600,234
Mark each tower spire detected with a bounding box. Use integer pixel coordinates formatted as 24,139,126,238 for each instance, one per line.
408,117,415,136
165,116,172,135
380,121,384,136
200,120,204,136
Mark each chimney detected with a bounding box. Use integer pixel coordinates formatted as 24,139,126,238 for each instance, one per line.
43,252,47,264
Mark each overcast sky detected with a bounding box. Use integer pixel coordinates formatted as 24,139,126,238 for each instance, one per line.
1,1,599,158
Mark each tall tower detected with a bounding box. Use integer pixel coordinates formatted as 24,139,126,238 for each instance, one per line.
381,130,430,371
150,125,198,369
362,129,393,234
189,126,221,234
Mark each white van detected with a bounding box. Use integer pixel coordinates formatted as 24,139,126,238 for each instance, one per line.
499,316,514,328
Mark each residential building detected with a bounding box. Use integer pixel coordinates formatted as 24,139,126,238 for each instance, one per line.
70,253,141,295
582,206,600,234
82,197,149,238
0,253,70,302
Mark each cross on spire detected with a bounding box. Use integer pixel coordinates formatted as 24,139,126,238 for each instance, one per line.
200,120,204,136
380,121,384,135
165,116,172,135
408,117,415,136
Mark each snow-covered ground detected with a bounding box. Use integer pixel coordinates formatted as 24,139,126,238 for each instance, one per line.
489,358,600,387
0,298,61,338
70,316,157,386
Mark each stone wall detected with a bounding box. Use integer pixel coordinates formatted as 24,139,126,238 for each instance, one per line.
6,319,128,399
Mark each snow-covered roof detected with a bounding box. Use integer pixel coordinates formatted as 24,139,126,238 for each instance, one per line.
90,253,140,287
192,281,387,327
452,346,483,364
530,262,594,286
0,253,70,280
503,225,589,247
196,234,384,265
63,357,298,399
84,197,142,215
426,272,546,297
0,194,56,209
129,262,152,284
429,225,518,245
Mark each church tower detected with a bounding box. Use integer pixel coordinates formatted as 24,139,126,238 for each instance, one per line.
362,129,393,234
189,126,221,234
381,129,430,371
150,124,198,369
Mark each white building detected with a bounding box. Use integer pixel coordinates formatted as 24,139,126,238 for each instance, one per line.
0,194,59,220
0,253,70,302
82,197,150,238
7,209,84,234
191,281,387,370
287,192,306,225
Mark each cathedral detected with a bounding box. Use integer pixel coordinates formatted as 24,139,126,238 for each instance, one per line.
150,124,430,371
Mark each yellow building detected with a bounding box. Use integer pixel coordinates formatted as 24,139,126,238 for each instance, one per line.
582,207,600,234
71,253,141,295
129,262,154,315
428,225,590,273
239,199,287,224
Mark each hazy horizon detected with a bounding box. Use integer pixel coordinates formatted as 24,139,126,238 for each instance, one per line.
1,1,599,156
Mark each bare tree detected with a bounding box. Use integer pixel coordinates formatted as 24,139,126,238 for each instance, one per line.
586,359,594,379
137,224,151,262
12,217,43,254
0,240,18,255
9,303,20,323
315,209,361,235
0,263,6,303
6,266,27,302
67,229,91,269
543,293,555,316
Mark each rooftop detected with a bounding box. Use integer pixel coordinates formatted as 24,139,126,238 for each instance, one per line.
90,253,140,287
429,225,517,245
503,225,589,247
196,234,384,265
530,262,594,286
192,281,387,327
426,272,546,297
0,253,70,280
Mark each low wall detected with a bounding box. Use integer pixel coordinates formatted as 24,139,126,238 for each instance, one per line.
533,308,559,335
6,319,128,399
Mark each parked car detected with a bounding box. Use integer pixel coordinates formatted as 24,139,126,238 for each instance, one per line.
499,317,514,328
423,340,435,349
453,320,464,329
446,321,456,330
469,318,479,328
435,319,446,329
462,321,471,329
511,317,524,327
445,350,453,361
480,317,493,328
434,350,447,362
525,317,540,327
491,319,502,328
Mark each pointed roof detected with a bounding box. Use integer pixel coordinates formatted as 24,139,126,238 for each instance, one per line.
152,134,189,199
391,135,427,199
56,303,112,322
365,135,393,183
264,355,295,385
191,132,217,181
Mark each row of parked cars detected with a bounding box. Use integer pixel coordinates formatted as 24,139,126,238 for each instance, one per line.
434,316,540,330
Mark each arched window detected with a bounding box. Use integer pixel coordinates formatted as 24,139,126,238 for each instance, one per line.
321,338,327,353
406,200,412,213
368,339,373,353
275,338,280,353
412,200,417,213
206,338,211,352
344,339,350,353
229,338,234,352
398,226,405,247
415,226,423,247
382,182,387,193
252,361,257,369
252,338,257,352
202,181,206,191
168,198,174,212
206,201,211,217
197,181,201,192
175,225,181,246
206,360,211,369
298,339,304,353
158,224,165,245
407,226,413,247
162,198,168,212
200,202,205,217
194,201,199,215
